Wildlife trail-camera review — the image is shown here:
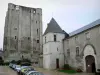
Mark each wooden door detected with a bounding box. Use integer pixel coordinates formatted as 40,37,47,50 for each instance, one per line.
56,59,59,68
85,55,96,73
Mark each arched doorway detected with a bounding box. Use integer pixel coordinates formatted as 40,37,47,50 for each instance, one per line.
83,44,97,72
85,55,96,73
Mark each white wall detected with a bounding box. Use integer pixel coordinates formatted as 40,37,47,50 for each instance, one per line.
43,32,65,69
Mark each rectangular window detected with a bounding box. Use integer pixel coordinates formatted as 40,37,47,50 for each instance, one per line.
75,36,78,41
76,47,79,56
37,29,38,35
67,49,70,56
37,40,39,43
28,37,30,40
54,35,56,41
15,36,16,39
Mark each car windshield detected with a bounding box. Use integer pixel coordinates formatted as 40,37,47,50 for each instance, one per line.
29,72,43,75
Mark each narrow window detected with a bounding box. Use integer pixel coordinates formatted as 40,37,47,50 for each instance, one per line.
76,47,79,56
22,55,24,59
67,49,70,56
45,37,46,43
37,29,38,35
15,36,16,39
57,48,58,51
37,40,39,43
36,21,37,24
54,35,56,41
28,37,30,40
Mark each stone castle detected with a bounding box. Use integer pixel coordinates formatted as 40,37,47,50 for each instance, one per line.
3,3,43,67
3,3,100,73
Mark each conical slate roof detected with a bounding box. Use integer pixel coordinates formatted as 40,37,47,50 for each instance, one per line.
44,18,64,35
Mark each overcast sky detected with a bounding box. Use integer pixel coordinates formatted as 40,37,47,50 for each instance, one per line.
0,0,100,49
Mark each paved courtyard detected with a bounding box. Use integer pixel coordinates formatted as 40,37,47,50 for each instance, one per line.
0,66,17,75
34,67,95,75
0,66,95,75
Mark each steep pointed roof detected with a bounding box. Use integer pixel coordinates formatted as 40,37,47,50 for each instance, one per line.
44,18,64,35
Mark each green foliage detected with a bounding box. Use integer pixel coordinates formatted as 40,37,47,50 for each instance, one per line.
3,62,9,66
63,64,73,70
59,70,77,74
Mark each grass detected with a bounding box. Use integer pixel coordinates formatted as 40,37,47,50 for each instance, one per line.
59,70,77,74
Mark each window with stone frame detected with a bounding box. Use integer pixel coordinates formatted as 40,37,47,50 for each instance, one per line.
75,36,78,42
85,32,90,40
76,47,79,56
67,49,70,56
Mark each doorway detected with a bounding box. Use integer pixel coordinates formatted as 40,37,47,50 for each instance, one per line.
56,59,59,69
85,55,96,73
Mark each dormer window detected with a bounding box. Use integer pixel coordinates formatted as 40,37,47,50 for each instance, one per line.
54,35,56,42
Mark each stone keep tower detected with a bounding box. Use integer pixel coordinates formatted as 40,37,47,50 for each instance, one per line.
3,3,43,65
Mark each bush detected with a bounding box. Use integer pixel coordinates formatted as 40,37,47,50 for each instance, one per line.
63,64,73,70
3,62,9,66
21,59,31,63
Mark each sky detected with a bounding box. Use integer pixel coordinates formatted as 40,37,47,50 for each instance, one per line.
0,0,100,49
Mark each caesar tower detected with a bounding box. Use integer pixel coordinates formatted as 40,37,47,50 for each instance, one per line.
3,3,43,67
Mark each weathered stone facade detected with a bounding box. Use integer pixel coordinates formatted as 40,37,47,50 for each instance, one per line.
3,3,43,67
63,21,100,72
43,18,100,72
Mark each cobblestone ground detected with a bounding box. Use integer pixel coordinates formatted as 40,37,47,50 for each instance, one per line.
0,66,17,75
34,67,95,75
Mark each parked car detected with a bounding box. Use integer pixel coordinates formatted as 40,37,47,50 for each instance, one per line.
9,63,13,68
12,64,16,70
19,67,34,75
17,66,29,73
25,71,44,75
15,61,31,72
14,65,21,71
